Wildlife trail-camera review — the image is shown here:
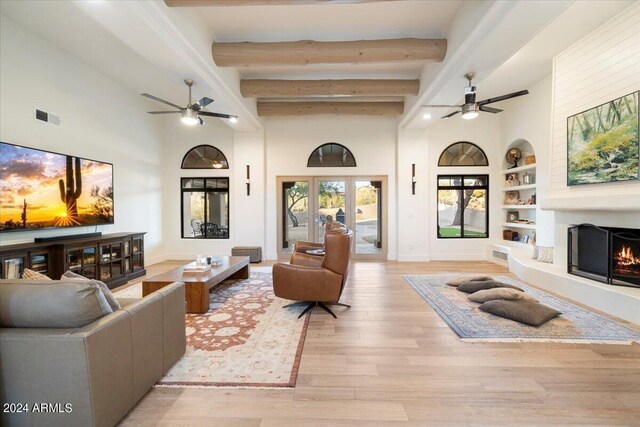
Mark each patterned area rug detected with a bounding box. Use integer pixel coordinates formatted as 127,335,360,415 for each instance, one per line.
404,275,640,344
115,270,309,388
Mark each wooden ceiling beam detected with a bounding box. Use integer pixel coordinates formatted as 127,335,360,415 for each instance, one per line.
257,101,403,116
212,38,447,67
241,79,419,97
165,1,401,6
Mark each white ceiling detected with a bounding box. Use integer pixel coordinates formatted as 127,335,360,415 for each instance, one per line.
0,0,635,131
195,1,461,42
190,0,462,100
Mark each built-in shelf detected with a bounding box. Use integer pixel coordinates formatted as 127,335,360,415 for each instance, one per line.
502,142,537,242
501,205,536,209
502,222,536,229
502,184,536,192
501,163,536,174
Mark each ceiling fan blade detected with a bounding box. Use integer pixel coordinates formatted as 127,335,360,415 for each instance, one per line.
478,90,529,106
198,97,214,108
479,106,503,114
421,105,461,108
147,111,181,114
441,110,460,119
141,93,183,110
199,111,234,119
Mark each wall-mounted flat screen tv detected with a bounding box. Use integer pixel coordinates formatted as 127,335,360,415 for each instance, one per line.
0,142,114,232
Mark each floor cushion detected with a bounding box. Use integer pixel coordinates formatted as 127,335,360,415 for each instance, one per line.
446,275,493,286
468,287,538,303
457,280,524,294
61,270,121,311
479,299,561,327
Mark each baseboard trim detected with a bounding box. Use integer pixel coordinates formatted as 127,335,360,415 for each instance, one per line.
396,254,430,262
429,253,486,261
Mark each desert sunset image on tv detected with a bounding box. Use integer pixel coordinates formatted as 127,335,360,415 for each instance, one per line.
0,142,114,231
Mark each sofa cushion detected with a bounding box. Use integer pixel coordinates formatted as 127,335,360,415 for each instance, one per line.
446,275,492,286
0,280,113,328
61,270,121,311
457,280,524,294
468,288,538,303
479,299,561,327
22,268,52,281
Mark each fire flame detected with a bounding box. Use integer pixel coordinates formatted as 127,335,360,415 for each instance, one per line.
615,245,640,267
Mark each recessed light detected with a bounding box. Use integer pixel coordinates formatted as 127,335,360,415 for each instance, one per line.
229,116,238,123
422,112,431,120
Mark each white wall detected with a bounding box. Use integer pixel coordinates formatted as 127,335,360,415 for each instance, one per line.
233,131,266,251
161,118,236,259
425,114,502,260
546,3,640,264
396,129,430,261
499,76,555,247
264,116,398,260
0,16,166,263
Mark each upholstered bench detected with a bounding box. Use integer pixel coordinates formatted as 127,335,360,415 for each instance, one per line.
232,246,262,263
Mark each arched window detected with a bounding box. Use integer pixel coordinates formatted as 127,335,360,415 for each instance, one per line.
438,142,488,166
181,145,229,169
307,143,356,167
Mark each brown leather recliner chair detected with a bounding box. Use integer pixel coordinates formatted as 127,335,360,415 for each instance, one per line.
273,229,353,318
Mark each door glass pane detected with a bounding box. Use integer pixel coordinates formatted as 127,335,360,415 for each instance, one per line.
438,189,462,238
282,181,309,254
205,191,229,238
318,180,346,243
355,180,382,254
183,191,205,238
464,189,487,237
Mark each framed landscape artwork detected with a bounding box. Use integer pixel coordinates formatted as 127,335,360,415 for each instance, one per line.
567,91,639,186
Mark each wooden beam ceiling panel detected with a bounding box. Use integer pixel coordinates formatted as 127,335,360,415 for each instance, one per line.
240,79,419,97
165,1,401,6
257,101,403,116
212,38,447,67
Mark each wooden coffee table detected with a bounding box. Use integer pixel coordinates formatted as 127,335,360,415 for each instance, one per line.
142,256,250,313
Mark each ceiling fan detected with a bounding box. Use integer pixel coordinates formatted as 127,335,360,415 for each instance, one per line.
422,72,529,120
142,79,238,126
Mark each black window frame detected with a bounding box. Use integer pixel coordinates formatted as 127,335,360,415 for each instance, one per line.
181,145,229,169
437,174,489,239
180,177,230,239
307,143,357,167
438,142,489,166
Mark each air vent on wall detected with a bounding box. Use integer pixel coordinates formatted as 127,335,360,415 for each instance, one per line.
492,250,508,262
35,109,61,126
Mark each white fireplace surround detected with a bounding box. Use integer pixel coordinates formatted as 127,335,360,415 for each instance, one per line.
496,198,640,326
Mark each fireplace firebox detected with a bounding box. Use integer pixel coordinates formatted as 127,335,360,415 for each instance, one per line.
568,224,640,288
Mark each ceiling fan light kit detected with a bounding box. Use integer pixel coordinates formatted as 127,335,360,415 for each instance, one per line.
181,108,199,126
142,79,237,126
461,103,479,120
422,72,528,120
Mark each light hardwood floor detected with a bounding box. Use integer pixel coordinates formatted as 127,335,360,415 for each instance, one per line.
118,260,640,426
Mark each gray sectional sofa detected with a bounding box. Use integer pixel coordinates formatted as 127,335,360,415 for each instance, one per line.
0,280,186,427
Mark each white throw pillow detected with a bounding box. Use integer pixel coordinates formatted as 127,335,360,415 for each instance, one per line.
536,247,554,264
61,270,121,311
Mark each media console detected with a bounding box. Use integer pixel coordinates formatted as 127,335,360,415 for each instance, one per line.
0,232,146,289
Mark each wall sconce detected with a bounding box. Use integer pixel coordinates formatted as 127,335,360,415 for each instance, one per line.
246,165,250,196
411,163,416,195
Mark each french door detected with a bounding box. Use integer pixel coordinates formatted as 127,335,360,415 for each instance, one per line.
277,176,387,260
